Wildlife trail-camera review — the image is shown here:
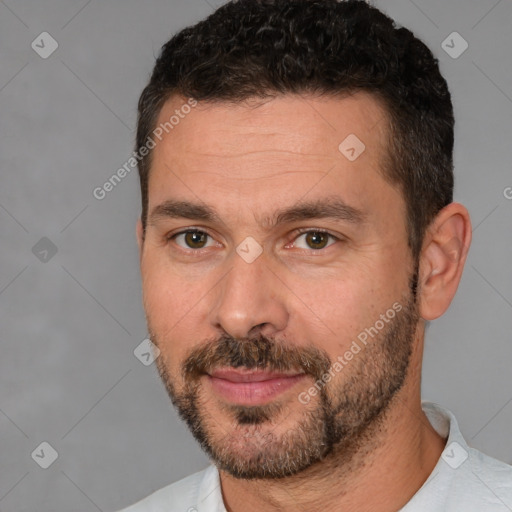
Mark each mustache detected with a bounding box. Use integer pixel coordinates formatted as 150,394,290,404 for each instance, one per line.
182,333,332,382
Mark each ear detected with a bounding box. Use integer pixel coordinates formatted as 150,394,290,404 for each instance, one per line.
418,202,472,321
136,217,144,258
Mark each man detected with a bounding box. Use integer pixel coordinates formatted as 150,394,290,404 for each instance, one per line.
120,1,512,510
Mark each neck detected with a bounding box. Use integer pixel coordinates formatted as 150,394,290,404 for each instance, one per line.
219,355,446,512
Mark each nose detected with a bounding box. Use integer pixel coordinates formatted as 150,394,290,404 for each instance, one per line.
209,249,289,340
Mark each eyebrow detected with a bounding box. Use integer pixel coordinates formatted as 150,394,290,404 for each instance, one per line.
149,200,222,225
269,196,366,227
148,196,366,229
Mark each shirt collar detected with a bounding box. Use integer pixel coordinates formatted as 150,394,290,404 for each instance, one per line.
399,400,467,511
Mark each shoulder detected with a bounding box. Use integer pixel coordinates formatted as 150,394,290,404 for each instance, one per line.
463,446,512,502
439,423,512,508
116,466,214,512
414,402,512,511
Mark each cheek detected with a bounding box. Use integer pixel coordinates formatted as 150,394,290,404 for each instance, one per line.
142,249,202,313
141,261,209,360
292,264,404,357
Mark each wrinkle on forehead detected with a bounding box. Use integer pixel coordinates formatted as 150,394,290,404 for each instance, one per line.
153,92,388,163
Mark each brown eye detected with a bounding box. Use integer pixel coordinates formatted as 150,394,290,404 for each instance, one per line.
292,230,337,250
184,231,207,248
174,230,212,249
305,231,329,249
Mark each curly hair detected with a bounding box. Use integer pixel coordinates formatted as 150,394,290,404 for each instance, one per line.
136,0,454,260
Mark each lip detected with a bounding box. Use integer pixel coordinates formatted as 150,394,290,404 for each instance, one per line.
206,368,306,405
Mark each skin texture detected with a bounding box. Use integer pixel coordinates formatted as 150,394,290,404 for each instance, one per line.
136,92,472,512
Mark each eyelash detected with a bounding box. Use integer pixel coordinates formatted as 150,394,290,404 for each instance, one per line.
166,228,341,253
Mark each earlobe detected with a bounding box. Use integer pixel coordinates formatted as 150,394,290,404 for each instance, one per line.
418,203,472,321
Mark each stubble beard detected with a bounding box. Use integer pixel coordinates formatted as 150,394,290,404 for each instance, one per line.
151,272,420,480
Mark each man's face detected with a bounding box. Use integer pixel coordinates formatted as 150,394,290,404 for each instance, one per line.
138,92,421,479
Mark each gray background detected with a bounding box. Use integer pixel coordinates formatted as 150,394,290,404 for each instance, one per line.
1,0,511,510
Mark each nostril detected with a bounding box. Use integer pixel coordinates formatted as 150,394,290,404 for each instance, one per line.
249,323,268,336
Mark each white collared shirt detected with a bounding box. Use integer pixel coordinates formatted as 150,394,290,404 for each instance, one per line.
118,401,512,511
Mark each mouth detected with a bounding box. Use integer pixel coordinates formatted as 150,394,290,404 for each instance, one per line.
205,368,307,406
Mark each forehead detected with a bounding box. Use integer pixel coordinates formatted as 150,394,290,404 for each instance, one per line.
147,92,400,227
153,92,388,163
